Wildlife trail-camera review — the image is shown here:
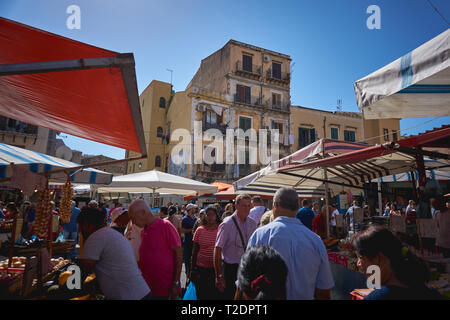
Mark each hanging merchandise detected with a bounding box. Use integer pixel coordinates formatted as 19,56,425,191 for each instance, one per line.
59,176,74,224
33,188,52,238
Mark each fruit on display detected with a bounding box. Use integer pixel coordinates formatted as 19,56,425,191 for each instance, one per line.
33,189,52,238
0,257,27,269
0,221,13,233
59,179,73,224
50,257,70,271
58,270,73,287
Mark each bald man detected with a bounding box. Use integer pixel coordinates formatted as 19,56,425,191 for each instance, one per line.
128,199,182,300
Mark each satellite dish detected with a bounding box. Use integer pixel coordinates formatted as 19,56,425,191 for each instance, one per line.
55,145,73,161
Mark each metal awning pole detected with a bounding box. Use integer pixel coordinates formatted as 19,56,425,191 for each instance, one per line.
378,179,383,216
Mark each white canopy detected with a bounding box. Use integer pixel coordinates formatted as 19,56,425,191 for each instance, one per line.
96,169,218,195
354,28,450,119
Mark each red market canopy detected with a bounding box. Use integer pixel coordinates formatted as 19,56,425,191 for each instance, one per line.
0,17,146,156
278,125,450,188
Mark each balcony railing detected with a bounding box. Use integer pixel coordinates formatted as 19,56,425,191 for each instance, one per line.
235,61,262,77
203,121,228,134
266,69,290,82
265,100,291,112
234,94,263,107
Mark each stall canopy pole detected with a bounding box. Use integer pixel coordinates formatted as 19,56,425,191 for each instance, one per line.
377,179,383,216
322,119,330,238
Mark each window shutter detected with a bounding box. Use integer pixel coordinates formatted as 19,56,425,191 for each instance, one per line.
244,86,251,104
310,128,316,143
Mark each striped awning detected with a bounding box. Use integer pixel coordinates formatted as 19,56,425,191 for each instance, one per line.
234,139,369,197
0,142,113,184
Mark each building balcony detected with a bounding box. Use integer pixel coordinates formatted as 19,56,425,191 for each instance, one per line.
203,121,228,134
234,94,264,108
235,61,262,80
265,100,291,113
266,69,290,85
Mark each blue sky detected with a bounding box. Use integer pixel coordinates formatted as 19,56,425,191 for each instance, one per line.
1,0,449,159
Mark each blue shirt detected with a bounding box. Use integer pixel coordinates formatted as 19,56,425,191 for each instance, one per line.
181,215,196,245
296,207,315,230
346,205,360,225
63,207,81,233
247,216,335,300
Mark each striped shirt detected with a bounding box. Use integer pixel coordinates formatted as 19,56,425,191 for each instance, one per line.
193,225,219,268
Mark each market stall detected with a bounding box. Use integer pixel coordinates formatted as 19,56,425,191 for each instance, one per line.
354,28,450,119
0,17,148,300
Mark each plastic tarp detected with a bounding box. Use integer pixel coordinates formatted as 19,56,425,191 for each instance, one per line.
234,139,369,196
0,17,146,155
0,142,113,184
354,28,450,119
279,126,450,188
95,169,218,195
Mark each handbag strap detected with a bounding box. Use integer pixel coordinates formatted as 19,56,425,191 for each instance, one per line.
231,215,247,250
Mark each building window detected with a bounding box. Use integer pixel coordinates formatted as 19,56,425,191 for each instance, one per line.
205,110,217,126
236,85,251,104
344,130,356,142
298,127,315,148
272,62,281,79
383,128,389,141
155,156,161,167
392,130,398,142
138,162,142,169
272,93,281,108
159,97,166,108
271,121,283,134
331,127,339,140
242,54,252,72
157,126,164,137
239,116,252,132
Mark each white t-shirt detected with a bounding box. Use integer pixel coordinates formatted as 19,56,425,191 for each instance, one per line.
249,206,266,224
330,209,339,227
125,221,142,262
81,227,149,300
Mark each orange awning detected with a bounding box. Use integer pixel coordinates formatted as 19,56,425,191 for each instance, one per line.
0,17,146,156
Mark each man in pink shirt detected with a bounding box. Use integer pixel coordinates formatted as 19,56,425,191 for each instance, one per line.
128,199,182,300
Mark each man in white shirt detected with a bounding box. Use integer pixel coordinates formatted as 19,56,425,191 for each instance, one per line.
248,196,266,225
329,204,339,238
77,207,150,300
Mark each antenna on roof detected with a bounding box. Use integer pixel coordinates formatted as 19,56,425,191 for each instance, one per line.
336,99,342,111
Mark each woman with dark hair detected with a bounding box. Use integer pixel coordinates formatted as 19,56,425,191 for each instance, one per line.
190,205,222,299
235,245,288,300
352,226,443,300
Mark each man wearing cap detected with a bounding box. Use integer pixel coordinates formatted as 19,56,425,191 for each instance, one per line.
181,203,198,279
111,210,130,235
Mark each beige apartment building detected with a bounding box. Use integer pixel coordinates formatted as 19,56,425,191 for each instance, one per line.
0,116,57,155
290,106,401,151
126,40,401,182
